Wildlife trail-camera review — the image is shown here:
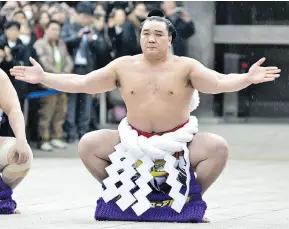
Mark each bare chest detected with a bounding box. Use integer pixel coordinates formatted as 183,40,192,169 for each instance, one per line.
119,65,191,96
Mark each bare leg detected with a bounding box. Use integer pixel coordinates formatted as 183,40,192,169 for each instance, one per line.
0,137,33,214
188,133,228,223
189,133,229,195
79,131,225,222
0,137,33,189
78,129,120,182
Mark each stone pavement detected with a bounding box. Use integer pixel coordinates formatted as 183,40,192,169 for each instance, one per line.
1,159,288,229
1,123,289,228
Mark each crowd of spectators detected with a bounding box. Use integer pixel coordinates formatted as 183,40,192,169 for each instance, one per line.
0,1,195,151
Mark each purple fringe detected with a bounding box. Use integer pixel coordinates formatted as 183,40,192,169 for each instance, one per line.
0,116,6,124
0,176,17,214
95,167,207,223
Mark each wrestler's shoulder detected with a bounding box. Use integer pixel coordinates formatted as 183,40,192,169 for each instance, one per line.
177,56,200,65
0,68,8,80
112,55,143,66
171,56,200,70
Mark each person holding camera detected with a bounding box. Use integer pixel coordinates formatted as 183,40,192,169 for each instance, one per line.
160,1,195,56
0,21,26,137
61,2,105,142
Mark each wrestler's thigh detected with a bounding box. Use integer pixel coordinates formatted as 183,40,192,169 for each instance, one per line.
188,132,229,168
0,137,15,153
78,129,120,162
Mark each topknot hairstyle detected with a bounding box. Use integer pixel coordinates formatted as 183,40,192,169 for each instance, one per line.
140,9,177,43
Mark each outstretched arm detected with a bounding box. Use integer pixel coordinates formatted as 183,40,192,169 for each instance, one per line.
187,57,280,94
10,57,120,94
42,60,118,94
0,69,26,142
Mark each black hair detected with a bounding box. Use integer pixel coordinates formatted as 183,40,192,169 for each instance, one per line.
45,20,61,29
140,9,177,43
4,21,21,30
76,1,94,15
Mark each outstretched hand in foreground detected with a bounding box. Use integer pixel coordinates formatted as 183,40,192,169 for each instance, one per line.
246,57,281,84
10,57,44,84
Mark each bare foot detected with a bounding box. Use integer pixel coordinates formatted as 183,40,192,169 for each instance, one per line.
201,217,210,223
13,209,21,214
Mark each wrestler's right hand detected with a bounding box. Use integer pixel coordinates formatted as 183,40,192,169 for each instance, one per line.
9,140,32,165
10,57,44,84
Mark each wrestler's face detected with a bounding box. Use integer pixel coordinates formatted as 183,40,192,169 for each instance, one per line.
140,20,172,58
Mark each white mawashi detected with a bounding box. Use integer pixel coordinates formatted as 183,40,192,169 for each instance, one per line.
101,91,200,215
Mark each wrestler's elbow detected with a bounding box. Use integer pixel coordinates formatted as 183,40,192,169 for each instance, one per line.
75,76,95,94
81,77,98,94
84,85,116,95
195,80,223,94
6,108,23,125
83,78,117,95
213,79,225,94
205,77,230,94
7,107,23,117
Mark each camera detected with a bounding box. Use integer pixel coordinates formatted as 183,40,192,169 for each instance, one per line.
83,30,91,35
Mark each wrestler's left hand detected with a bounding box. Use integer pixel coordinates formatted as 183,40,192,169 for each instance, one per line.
9,140,32,165
247,57,281,84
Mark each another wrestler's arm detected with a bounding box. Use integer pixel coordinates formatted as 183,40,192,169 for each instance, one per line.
0,69,27,142
187,57,280,94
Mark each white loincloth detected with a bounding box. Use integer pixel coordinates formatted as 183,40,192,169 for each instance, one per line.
101,91,200,216
190,90,200,113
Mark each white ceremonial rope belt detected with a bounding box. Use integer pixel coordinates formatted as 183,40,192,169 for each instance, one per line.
101,115,199,216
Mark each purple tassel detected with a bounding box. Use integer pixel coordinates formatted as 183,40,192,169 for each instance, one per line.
0,176,17,214
95,167,207,223
0,116,6,124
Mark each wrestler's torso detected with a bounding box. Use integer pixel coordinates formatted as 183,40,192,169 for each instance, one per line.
115,55,195,133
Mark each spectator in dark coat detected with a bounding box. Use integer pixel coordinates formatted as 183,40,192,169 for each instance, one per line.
161,1,195,56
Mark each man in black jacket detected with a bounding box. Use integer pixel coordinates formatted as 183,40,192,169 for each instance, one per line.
61,2,108,141
0,21,26,137
161,1,195,56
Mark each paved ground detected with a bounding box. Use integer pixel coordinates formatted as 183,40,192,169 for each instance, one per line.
1,158,289,229
1,123,289,228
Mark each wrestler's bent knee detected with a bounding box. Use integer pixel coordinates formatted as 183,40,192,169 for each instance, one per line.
78,133,90,160
6,138,33,172
210,134,229,160
79,130,119,161
78,132,98,160
194,133,229,159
